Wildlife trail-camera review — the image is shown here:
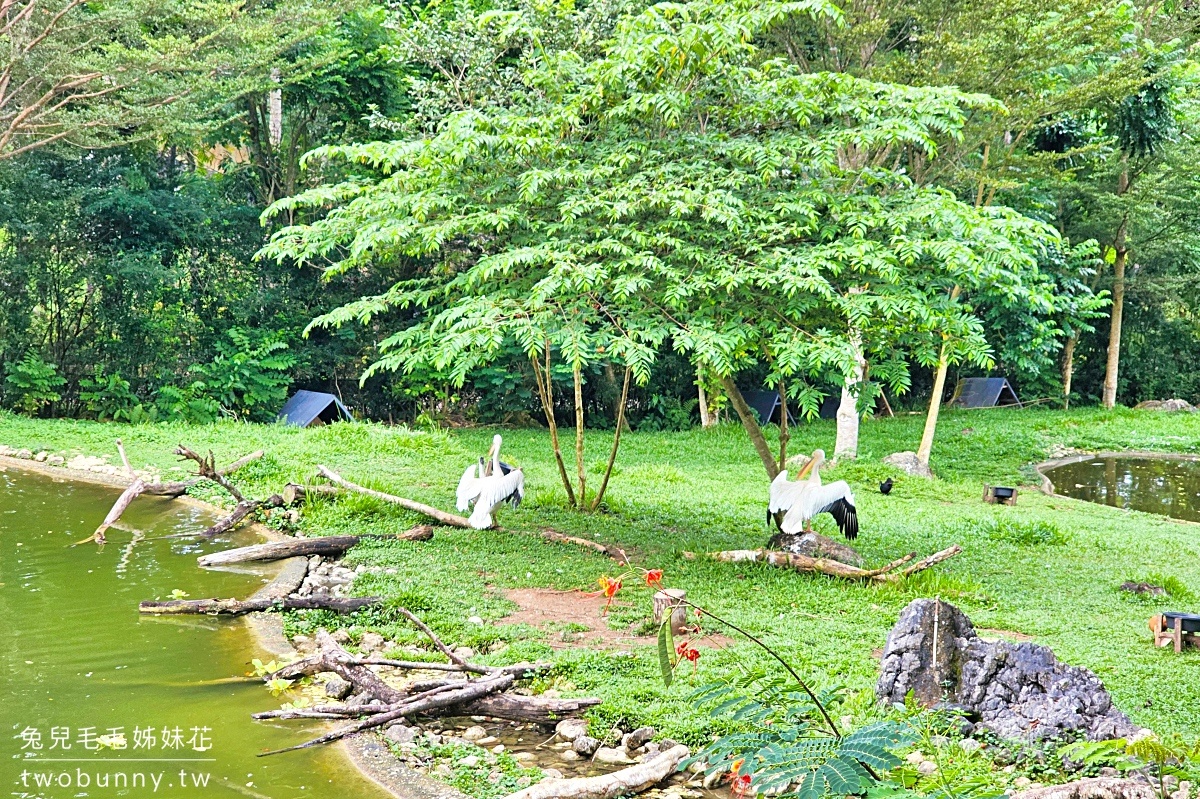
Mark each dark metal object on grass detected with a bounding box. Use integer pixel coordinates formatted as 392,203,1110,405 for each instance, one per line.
276,390,354,427
948,377,1022,409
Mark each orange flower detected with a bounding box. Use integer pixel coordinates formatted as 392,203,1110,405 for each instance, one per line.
644,569,663,587
597,576,622,614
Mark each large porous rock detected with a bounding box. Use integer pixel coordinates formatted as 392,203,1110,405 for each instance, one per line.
882,451,933,477
1134,399,1196,412
877,599,1134,742
767,531,863,566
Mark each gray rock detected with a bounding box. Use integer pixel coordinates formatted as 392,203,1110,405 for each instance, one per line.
1134,399,1196,412
559,750,582,762
46,455,64,467
330,628,351,644
461,726,488,741
766,531,863,566
385,724,419,745
359,632,386,652
595,747,636,765
14,448,32,459
882,451,932,477
573,736,601,755
623,726,656,753
459,755,480,768
959,738,983,753
33,451,47,462
555,718,589,742
324,676,353,700
877,599,1134,742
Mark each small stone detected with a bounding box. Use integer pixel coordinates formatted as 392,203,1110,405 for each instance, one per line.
46,455,64,466
623,726,655,752
476,736,499,745
930,735,952,748
512,752,536,762
688,762,707,774
385,725,418,745
491,744,505,754
460,755,480,768
33,451,47,462
905,751,926,765
1099,768,1119,778
595,747,636,765
433,764,453,778
468,616,485,625
702,770,722,789
461,726,488,741
560,750,582,762
324,677,352,700
454,646,475,659
330,629,351,644
555,719,589,742
14,449,32,459
359,632,385,652
958,738,983,753
1013,777,1032,790
917,761,938,775
541,768,564,780
573,736,600,755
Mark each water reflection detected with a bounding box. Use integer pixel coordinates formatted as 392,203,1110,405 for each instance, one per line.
1045,456,1200,522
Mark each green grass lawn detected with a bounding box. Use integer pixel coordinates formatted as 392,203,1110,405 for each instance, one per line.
4,406,1200,749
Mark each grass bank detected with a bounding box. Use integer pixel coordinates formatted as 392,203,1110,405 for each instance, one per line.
3,406,1199,747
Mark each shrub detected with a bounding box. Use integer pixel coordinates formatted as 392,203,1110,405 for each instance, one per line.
4,353,65,415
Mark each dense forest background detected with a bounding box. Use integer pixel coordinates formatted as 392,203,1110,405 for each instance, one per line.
1,0,1197,428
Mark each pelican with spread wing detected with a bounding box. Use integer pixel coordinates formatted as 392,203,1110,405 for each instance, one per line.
767,449,859,540
456,434,525,529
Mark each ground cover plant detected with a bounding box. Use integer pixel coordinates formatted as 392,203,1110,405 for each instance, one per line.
3,405,1200,752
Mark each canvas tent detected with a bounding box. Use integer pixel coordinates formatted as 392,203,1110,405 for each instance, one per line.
947,377,1021,409
744,390,797,426
276,390,354,426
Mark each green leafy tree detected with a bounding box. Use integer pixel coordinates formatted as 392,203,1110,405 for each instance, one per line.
262,0,1061,489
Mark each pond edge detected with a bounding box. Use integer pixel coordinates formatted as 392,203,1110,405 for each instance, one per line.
0,453,448,799
1034,449,1200,498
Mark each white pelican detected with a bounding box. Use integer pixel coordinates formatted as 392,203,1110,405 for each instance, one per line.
768,450,859,540
768,449,825,524
456,434,524,529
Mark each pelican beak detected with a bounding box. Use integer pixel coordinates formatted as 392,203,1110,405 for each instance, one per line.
796,458,816,479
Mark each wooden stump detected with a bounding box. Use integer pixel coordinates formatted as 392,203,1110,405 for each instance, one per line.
652,589,688,635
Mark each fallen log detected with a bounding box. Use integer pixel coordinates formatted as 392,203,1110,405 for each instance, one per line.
258,672,516,756
1011,779,1155,799
317,465,472,528
282,483,341,506
537,527,629,564
138,596,380,616
198,527,434,566
501,744,690,799
685,544,963,583
91,440,145,544
455,692,603,723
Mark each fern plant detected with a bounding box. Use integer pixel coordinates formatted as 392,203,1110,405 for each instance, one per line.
686,672,913,798
4,352,65,415
1061,735,1200,798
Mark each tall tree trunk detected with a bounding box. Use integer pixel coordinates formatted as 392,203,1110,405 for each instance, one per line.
268,68,283,147
917,286,960,469
573,361,586,505
530,348,577,508
591,366,631,511
835,310,866,460
697,381,712,428
777,380,789,472
722,376,780,479
1062,334,1078,410
1102,162,1131,410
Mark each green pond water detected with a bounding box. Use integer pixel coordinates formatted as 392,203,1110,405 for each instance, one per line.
1044,455,1200,523
2,467,390,799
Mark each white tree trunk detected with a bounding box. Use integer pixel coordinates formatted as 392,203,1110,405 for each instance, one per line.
697,381,712,428
834,303,866,460
268,68,283,147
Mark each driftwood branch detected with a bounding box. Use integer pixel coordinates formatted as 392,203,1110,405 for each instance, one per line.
316,465,472,528
138,596,380,616
685,545,963,582
502,744,691,799
143,450,263,496
282,482,341,505
258,672,516,756
197,527,433,567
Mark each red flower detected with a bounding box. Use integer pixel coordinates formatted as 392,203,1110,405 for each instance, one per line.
676,640,690,657
597,576,622,614
684,647,701,663
644,569,663,587
731,773,753,796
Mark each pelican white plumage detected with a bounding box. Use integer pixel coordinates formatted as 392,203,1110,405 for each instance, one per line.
767,449,859,540
456,434,524,529
768,449,825,523
779,480,858,540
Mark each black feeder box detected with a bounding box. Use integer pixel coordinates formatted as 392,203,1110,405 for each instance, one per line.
983,485,1017,506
